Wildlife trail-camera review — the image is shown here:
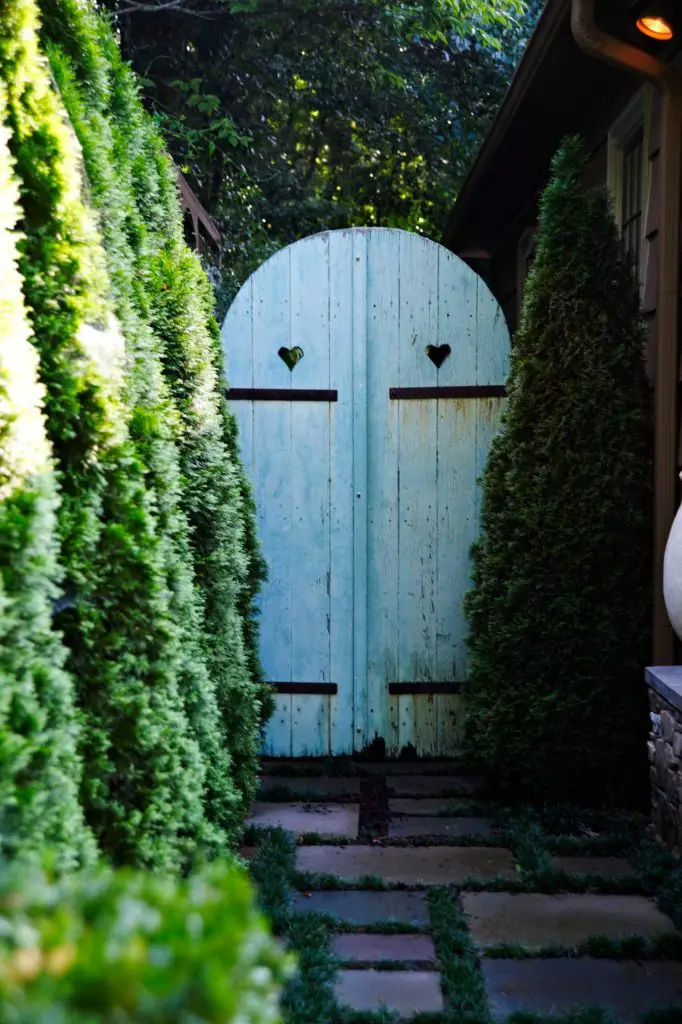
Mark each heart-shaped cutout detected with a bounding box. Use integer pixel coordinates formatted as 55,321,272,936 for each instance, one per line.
425,344,451,369
278,345,304,371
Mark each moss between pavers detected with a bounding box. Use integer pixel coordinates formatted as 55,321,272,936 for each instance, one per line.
482,931,682,961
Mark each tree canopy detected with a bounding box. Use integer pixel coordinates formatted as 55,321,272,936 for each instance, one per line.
104,0,542,310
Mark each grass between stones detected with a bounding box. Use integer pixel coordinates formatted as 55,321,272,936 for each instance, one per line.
483,932,682,961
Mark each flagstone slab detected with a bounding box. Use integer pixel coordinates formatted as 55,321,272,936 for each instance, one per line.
462,892,675,949
245,802,359,837
291,889,430,926
482,958,682,1022
297,844,516,884
389,816,494,838
362,761,466,776
390,798,492,815
335,969,444,1015
552,855,635,877
259,776,361,797
332,933,436,963
388,775,482,796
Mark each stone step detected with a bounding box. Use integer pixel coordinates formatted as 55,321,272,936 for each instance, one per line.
482,958,682,1023
390,797,492,814
388,815,494,838
552,855,635,877
259,775,361,798
335,969,444,1015
462,892,675,950
297,843,516,884
387,775,482,797
292,889,430,926
331,932,436,964
245,802,359,838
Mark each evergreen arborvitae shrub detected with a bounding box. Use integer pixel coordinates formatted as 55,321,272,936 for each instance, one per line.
40,0,270,822
465,137,653,805
0,91,93,868
1,0,209,867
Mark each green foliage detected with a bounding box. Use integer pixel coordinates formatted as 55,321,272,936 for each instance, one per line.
0,88,93,870
0,857,293,1021
427,886,490,1022
0,0,214,868
464,136,653,805
41,0,271,821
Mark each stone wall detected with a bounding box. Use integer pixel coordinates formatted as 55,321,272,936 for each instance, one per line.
647,667,682,853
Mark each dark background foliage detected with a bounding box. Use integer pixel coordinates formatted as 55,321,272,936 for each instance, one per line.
100,0,543,312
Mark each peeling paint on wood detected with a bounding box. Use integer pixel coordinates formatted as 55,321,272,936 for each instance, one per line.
221,228,509,757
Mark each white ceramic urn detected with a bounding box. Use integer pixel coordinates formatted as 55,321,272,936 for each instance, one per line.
663,473,682,642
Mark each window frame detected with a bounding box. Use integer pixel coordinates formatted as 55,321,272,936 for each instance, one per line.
607,87,651,290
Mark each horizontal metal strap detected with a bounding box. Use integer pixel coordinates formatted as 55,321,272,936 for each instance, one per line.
388,682,463,695
227,388,337,401
389,386,506,400
271,682,338,694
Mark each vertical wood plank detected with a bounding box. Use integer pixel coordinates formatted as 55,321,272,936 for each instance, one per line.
352,230,369,751
366,228,401,747
289,235,331,755
250,249,293,755
329,231,356,753
414,695,436,756
398,694,415,753
396,231,439,727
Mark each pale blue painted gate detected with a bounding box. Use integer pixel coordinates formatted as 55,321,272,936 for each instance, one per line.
221,227,510,757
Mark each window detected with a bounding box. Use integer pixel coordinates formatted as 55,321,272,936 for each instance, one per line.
621,131,644,275
607,87,652,291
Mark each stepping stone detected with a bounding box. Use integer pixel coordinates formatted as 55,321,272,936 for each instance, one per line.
482,958,682,1023
388,775,482,797
335,969,444,1015
362,760,463,776
297,844,516,884
245,802,359,838
389,816,494,838
552,855,635,877
291,889,429,926
332,933,436,964
390,797,488,814
462,892,675,949
259,776,361,797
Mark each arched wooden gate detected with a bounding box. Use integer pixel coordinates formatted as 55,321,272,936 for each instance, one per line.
221,228,509,757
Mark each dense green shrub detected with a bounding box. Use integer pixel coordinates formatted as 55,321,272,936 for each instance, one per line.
0,91,93,869
465,137,653,804
0,858,293,1021
41,0,270,822
1,0,212,867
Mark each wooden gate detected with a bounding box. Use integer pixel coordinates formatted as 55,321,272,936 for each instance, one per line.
221,228,509,757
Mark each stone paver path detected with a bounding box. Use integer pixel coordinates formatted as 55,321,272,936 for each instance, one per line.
332,932,436,964
246,801,359,837
462,892,675,949
253,759,682,1020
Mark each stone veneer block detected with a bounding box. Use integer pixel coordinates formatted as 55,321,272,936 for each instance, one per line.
462,892,675,949
331,933,436,964
297,844,516,884
387,775,482,797
482,958,682,1023
552,856,635,877
647,669,682,854
388,816,493,838
259,776,361,797
245,802,359,838
335,969,444,1015
291,890,430,926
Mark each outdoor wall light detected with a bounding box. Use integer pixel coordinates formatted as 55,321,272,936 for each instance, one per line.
634,1,675,40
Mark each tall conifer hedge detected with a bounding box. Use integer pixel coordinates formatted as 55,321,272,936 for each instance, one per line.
0,0,268,866
465,137,653,805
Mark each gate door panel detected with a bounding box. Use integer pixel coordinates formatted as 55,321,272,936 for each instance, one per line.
222,228,509,756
